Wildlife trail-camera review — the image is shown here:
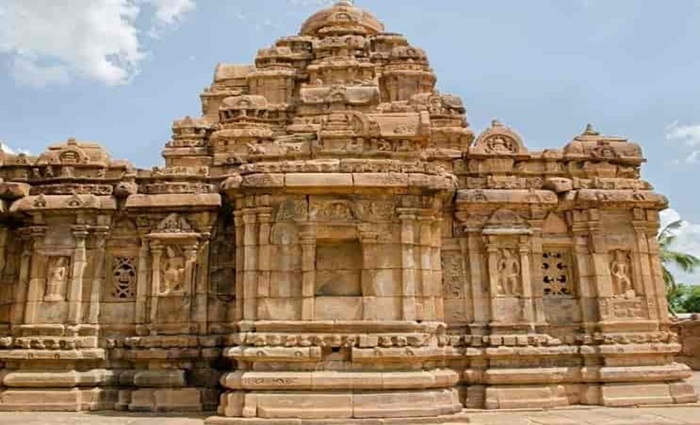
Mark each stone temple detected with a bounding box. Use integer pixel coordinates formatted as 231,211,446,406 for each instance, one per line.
0,1,696,422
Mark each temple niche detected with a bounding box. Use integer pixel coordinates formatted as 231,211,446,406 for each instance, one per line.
0,0,695,422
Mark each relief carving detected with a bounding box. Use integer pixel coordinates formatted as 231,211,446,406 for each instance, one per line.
45,256,70,302
441,252,463,299
485,135,517,155
496,248,520,296
609,250,635,298
160,246,187,296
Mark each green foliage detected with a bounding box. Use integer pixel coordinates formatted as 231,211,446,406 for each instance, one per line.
658,219,700,314
668,283,700,313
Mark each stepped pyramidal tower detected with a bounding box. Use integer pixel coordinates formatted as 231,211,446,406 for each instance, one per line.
0,1,695,422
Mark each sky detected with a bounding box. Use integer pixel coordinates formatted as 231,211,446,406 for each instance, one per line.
0,0,699,282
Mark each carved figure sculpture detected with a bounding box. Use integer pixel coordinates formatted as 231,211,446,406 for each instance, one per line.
497,248,520,295
45,257,69,302
610,250,635,297
160,246,186,295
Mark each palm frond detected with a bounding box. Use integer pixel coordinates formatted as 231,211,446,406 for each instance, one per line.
659,219,684,240
663,250,700,272
663,265,677,293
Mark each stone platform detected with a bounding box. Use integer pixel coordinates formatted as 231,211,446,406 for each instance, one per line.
0,373,697,425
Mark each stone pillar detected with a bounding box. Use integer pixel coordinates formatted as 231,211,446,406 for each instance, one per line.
432,218,445,321
519,237,535,328
632,216,660,321
418,213,438,320
87,227,109,324
256,208,272,318
67,226,88,325
233,211,244,321
23,227,46,325
399,209,417,320
299,228,316,321
242,211,258,321
485,243,500,325
570,223,597,334
462,229,488,327
13,229,33,325
192,236,209,332
359,229,379,320
135,235,150,325
529,226,548,326
149,242,163,325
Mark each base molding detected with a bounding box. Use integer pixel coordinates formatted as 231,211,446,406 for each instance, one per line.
0,387,118,411
216,389,462,421
205,412,473,425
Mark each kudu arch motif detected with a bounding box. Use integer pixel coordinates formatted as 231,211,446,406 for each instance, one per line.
0,1,694,421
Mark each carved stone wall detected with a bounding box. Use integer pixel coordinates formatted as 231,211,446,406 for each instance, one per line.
0,0,694,422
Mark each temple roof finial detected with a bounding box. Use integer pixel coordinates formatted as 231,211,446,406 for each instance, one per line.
582,123,600,136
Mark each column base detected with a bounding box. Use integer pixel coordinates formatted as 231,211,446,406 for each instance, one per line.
214,389,462,421
206,413,472,425
598,381,698,407
0,387,118,411
117,387,210,412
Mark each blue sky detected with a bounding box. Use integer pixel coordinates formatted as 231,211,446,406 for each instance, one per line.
1,0,699,281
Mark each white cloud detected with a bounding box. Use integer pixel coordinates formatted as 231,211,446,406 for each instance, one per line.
665,121,700,165
660,209,700,285
0,0,194,87
666,121,700,147
0,141,31,155
144,0,196,37
147,0,195,26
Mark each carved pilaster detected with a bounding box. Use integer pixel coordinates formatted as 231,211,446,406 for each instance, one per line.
299,228,316,321
87,227,109,324
256,208,272,319
149,242,163,325
233,210,244,321
135,235,150,324
399,210,417,320
519,239,534,327
23,227,46,325
242,211,258,320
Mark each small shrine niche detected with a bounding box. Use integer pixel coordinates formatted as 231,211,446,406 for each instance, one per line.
314,239,363,320
146,213,202,328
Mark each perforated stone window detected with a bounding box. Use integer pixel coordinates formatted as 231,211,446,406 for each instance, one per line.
542,251,573,296
111,256,136,300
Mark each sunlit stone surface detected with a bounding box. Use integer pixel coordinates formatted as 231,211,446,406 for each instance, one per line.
0,1,695,422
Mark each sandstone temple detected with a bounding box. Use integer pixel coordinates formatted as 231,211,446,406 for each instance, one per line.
0,1,696,423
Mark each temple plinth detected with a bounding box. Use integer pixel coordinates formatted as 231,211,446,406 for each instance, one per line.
0,1,695,422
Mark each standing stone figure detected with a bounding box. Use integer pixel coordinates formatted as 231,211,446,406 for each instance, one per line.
161,246,186,295
45,257,69,301
497,248,520,295
610,250,634,297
